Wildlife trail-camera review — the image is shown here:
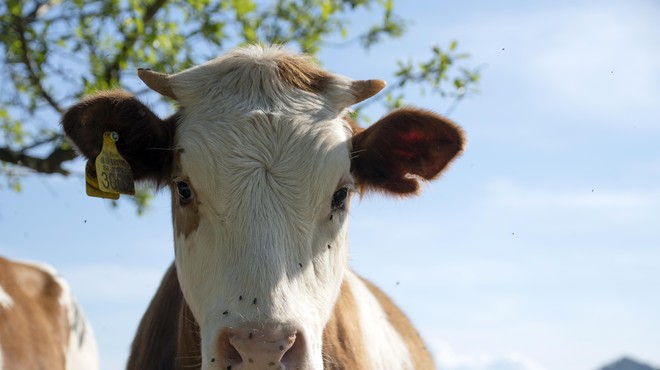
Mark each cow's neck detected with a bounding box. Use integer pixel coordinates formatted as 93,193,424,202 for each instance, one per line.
128,264,435,370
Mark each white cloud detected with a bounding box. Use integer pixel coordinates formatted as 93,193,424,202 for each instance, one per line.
433,341,545,370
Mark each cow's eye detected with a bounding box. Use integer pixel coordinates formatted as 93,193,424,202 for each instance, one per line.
175,179,194,205
331,187,349,211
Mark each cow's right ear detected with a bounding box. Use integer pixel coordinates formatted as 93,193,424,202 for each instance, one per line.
350,108,465,195
61,90,175,186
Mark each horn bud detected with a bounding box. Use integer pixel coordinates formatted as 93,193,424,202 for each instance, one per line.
351,79,386,104
137,68,177,100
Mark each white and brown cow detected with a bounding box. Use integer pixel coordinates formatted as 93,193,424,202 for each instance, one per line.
62,45,465,370
0,257,98,370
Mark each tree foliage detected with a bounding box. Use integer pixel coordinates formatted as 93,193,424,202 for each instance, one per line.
0,0,479,210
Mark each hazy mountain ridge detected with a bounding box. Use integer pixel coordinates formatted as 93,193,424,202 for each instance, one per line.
599,357,660,370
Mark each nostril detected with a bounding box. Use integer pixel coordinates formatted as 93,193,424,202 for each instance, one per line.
217,330,242,366
280,332,297,358
281,330,304,365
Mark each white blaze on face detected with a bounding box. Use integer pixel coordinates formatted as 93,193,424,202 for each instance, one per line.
175,112,353,362
167,46,357,367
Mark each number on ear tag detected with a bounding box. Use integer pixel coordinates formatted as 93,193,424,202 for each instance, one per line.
85,160,119,199
94,132,135,195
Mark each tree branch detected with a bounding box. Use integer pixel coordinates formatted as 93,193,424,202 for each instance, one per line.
0,146,76,175
10,12,64,114
19,134,60,151
103,0,169,84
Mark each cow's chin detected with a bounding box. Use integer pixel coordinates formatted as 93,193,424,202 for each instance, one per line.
200,322,324,370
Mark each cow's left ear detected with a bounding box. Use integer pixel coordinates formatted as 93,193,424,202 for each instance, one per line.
351,108,465,195
61,90,175,186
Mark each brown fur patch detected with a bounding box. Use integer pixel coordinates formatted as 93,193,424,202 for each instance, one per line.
127,263,185,370
127,263,202,370
361,278,436,370
61,90,176,186
322,279,371,370
351,108,465,195
276,55,333,94
0,257,69,370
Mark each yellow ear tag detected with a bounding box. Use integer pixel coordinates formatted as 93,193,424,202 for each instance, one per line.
85,160,119,199
94,131,135,195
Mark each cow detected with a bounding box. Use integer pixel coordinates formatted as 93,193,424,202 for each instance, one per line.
62,45,465,370
0,257,98,370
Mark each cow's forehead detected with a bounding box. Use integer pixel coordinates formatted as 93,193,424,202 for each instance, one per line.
174,111,353,201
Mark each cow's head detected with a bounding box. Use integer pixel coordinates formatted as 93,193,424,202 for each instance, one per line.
62,45,464,370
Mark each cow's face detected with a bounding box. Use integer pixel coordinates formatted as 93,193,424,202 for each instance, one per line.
172,113,353,368
170,95,355,369
62,45,465,370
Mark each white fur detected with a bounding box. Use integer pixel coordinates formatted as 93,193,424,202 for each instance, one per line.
62,288,99,370
48,265,99,370
169,46,358,369
0,285,12,309
345,272,414,369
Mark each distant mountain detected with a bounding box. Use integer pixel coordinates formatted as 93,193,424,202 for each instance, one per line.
599,357,659,370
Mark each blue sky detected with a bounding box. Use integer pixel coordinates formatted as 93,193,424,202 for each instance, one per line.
2,1,660,369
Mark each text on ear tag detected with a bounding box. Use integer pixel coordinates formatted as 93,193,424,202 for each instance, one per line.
85,160,119,199
94,131,135,195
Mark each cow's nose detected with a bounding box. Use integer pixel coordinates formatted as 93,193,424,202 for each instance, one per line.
217,325,299,369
